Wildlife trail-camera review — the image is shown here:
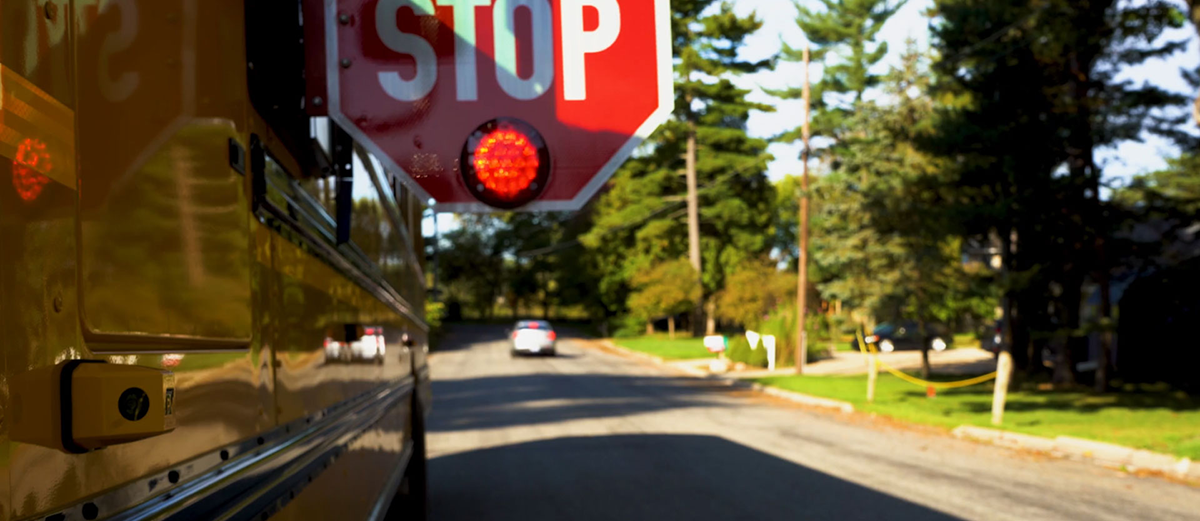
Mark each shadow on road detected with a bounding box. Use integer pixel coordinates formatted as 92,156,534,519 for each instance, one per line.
430,434,962,521
428,373,730,432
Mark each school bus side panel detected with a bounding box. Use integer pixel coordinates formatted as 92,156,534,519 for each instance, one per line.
2,2,277,518
75,0,254,344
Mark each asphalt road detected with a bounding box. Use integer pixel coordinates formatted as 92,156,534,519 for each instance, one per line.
425,324,1200,521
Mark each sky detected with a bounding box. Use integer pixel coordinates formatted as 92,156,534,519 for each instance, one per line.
424,0,1200,236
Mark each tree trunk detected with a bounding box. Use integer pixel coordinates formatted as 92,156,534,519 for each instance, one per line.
704,301,716,335
668,315,676,340
1190,1,1200,127
646,321,654,335
917,297,931,380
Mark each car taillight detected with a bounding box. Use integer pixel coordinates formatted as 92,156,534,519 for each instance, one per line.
548,331,556,341
865,335,879,343
461,118,550,209
512,331,519,339
323,337,330,348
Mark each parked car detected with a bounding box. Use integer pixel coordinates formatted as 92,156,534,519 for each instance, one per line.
852,321,952,353
981,320,1005,357
510,320,557,356
324,326,387,364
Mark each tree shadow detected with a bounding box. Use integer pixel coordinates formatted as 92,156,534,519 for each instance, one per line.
430,434,964,521
428,372,731,432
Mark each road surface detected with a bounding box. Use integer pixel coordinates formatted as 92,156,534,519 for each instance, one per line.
425,324,1200,521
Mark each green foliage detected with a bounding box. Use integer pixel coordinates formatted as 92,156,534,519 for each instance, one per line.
1117,153,1200,214
726,335,752,364
425,300,445,332
582,0,775,319
612,315,650,338
927,0,1192,374
770,0,905,151
628,259,702,322
715,262,795,328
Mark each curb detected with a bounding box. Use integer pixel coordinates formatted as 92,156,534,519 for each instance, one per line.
595,340,855,414
744,382,856,413
952,425,1199,480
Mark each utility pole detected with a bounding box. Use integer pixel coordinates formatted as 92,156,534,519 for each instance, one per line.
795,44,811,375
686,112,703,335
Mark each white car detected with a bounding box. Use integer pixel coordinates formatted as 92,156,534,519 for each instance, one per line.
325,326,386,364
510,320,557,356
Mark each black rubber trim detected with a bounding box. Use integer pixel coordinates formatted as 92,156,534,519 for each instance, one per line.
60,359,105,454
229,138,247,175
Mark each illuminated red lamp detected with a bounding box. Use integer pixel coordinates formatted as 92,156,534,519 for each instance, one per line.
460,118,550,209
12,137,52,202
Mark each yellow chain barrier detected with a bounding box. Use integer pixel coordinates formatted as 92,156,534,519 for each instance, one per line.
855,329,997,390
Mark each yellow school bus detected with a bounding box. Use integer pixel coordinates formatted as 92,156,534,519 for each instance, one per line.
1,1,431,519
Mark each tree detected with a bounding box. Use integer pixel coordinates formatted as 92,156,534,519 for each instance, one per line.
583,0,774,334
715,262,796,329
927,0,1192,386
770,0,906,159
628,259,702,339
1119,153,1200,214
1187,1,1200,124
437,215,505,318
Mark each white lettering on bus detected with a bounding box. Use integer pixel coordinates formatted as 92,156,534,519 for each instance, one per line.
98,0,140,103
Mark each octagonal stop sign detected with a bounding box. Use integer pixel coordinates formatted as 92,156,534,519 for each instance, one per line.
325,0,672,211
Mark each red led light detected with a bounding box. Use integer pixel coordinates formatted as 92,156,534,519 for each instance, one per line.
12,137,52,202
472,129,539,200
461,118,549,209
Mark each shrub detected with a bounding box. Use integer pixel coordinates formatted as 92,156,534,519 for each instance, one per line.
747,340,770,367
759,306,826,364
727,335,751,364
612,315,647,338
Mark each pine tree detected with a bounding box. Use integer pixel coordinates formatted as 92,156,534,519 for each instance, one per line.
770,0,905,159
927,0,1192,382
582,0,774,332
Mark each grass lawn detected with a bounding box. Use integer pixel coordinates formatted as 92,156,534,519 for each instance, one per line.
953,332,981,348
755,373,1200,459
612,335,717,360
